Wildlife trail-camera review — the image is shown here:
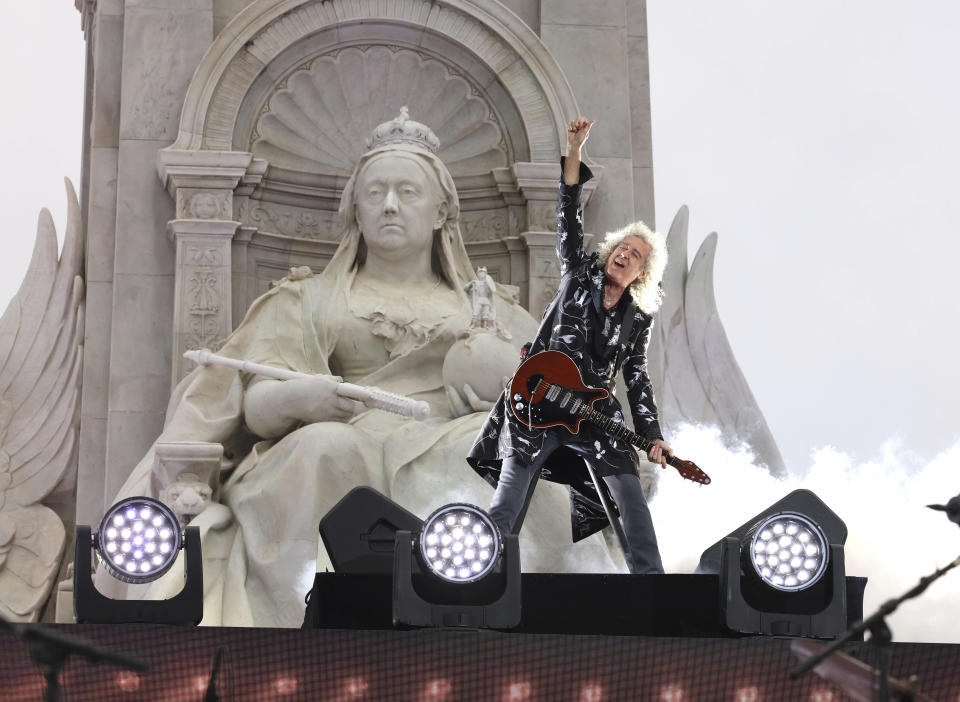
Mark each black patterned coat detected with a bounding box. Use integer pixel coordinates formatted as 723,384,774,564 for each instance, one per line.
467,160,664,542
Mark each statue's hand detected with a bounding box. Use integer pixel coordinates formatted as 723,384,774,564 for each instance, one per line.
244,376,365,438
462,383,495,412
284,375,366,423
445,383,498,417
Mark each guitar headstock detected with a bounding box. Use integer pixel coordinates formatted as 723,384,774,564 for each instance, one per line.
669,457,711,485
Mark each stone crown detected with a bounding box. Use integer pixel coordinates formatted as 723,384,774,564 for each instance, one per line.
366,106,441,153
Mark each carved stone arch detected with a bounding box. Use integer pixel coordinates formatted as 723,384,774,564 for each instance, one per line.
169,0,579,161
159,0,591,383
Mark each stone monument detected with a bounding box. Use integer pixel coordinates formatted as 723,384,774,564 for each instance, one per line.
0,0,785,622
95,111,630,627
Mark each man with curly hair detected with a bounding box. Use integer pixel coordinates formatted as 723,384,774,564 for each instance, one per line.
468,117,672,574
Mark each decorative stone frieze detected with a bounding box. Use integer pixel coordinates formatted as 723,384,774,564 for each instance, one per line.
237,200,338,241
526,201,559,234
177,189,232,220
460,211,509,242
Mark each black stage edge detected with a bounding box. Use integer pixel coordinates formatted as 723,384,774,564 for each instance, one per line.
3,623,958,701
305,572,867,637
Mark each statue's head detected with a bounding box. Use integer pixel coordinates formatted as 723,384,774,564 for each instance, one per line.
338,108,466,286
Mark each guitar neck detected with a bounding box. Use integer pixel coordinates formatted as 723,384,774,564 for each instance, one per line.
576,403,677,468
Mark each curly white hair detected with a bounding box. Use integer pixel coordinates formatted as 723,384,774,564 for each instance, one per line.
595,220,668,314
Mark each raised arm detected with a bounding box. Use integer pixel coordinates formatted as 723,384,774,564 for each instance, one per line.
557,117,596,273
563,117,595,185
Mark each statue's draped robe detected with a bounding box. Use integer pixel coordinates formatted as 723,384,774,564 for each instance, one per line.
101,271,620,627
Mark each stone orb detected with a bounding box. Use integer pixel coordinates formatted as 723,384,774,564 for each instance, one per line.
442,331,519,405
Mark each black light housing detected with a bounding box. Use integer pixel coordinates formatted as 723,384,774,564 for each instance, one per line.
696,489,848,638
74,496,203,625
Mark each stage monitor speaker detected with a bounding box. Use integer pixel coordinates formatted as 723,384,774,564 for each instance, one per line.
318,487,422,574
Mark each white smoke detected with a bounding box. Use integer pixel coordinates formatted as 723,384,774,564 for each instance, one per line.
649,424,960,644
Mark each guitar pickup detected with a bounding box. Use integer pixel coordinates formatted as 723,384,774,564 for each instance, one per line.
558,392,571,408
546,386,561,402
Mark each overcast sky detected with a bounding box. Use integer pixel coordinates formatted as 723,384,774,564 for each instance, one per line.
0,6,84,309
646,2,960,471
1,2,958,641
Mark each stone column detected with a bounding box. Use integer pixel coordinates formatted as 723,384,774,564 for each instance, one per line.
626,0,655,225
168,219,238,384
158,150,265,385
76,0,125,528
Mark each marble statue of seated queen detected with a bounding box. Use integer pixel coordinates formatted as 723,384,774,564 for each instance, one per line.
99,110,623,627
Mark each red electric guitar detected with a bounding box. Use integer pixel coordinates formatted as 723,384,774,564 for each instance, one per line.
508,350,710,485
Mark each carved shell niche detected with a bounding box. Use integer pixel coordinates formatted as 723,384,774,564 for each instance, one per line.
252,46,509,177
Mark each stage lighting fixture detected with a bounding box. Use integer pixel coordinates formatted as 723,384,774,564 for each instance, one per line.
695,489,849,638
74,496,203,625
419,504,501,583
311,490,521,629
96,498,182,583
748,512,828,591
394,502,521,629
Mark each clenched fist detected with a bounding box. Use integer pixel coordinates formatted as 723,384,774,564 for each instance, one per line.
566,116,596,152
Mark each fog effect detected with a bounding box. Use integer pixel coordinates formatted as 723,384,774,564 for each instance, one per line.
650,424,960,643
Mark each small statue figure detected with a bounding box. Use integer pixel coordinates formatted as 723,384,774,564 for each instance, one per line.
465,266,497,330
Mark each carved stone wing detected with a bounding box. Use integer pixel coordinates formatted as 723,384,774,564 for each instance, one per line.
0,179,84,621
648,206,786,475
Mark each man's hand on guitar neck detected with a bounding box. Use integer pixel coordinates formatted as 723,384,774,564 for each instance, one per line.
647,438,674,467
